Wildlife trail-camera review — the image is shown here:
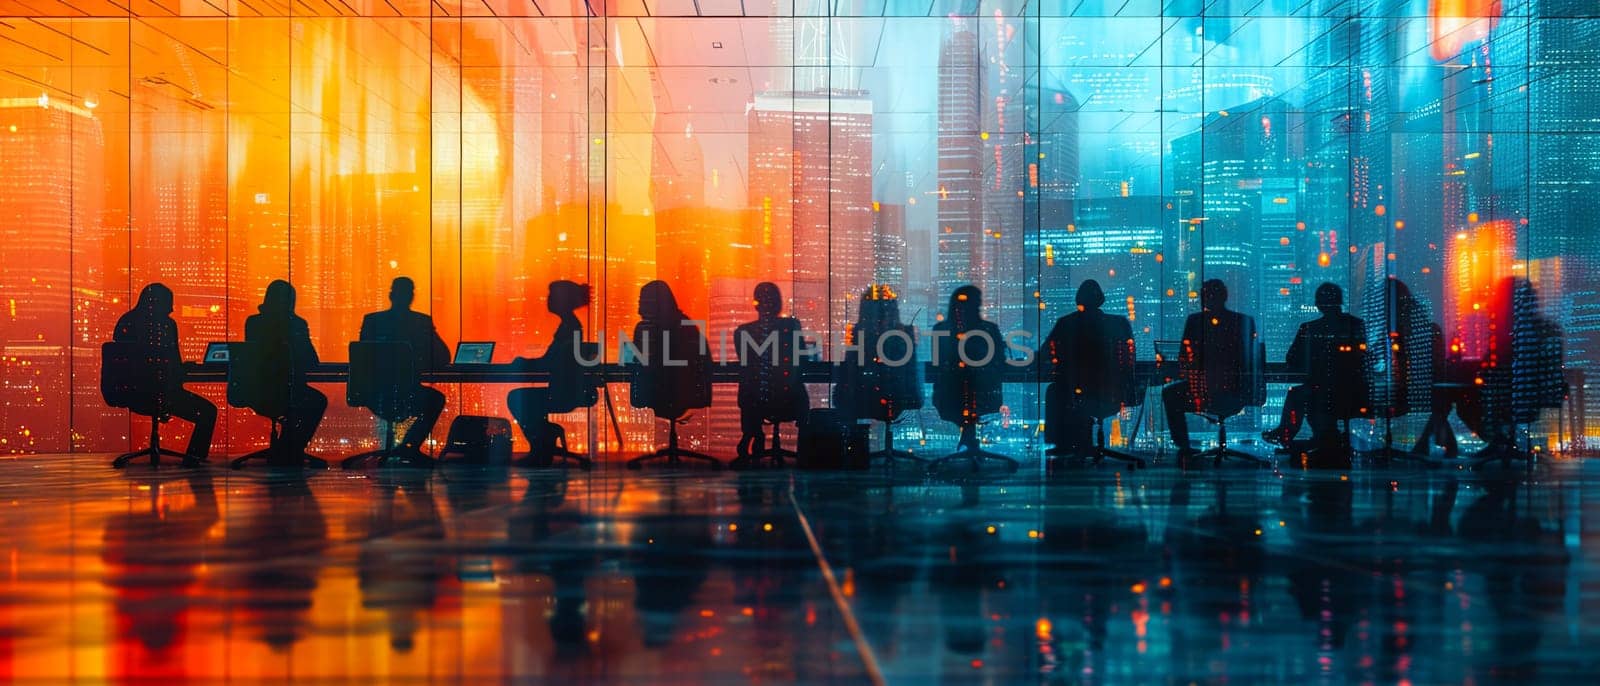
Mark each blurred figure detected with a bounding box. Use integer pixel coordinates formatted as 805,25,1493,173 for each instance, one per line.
244,280,327,460
1467,278,1565,465
627,280,716,468
833,285,922,463
931,285,1011,469
112,283,216,464
359,277,450,453
1162,279,1262,460
1041,279,1136,458
508,280,596,468
1262,282,1368,454
732,282,809,466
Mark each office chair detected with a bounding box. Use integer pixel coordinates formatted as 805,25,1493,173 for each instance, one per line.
1085,403,1146,469
930,352,1017,475
101,341,191,468
517,344,600,470
1195,340,1271,468
835,348,925,467
226,341,327,470
1471,304,1564,471
627,326,719,470
342,341,433,470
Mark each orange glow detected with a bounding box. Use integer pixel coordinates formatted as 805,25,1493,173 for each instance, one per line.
1429,0,1503,62
1445,220,1516,359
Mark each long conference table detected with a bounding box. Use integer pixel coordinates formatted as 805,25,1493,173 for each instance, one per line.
183,360,1308,385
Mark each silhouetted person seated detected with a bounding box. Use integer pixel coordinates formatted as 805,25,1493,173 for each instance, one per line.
508,280,596,469
1262,282,1368,462
111,283,216,466
627,281,717,469
731,282,810,468
833,285,922,463
1162,279,1265,465
1414,312,1465,458
243,280,327,465
1467,278,1564,468
1041,279,1141,467
931,285,1014,472
358,277,449,456
1360,277,1446,462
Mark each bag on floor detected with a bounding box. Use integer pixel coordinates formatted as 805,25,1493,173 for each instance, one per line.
438,415,513,465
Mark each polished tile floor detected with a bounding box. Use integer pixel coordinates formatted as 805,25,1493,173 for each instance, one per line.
0,452,1597,683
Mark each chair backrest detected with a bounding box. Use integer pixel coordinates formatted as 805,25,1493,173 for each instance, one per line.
225,341,283,418
629,321,712,419
100,341,171,417
347,340,418,421
1193,335,1265,420
833,324,922,422
735,318,809,422
1050,313,1138,419
546,341,602,415
932,321,1004,425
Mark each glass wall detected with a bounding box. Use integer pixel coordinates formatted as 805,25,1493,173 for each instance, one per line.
2,0,1595,457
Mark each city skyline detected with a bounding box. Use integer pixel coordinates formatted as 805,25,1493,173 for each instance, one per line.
3,1,1594,455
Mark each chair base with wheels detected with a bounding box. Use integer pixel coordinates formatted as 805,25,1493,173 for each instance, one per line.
931,424,1019,474
628,416,721,470
230,419,328,470
111,416,196,468
867,418,924,466
1361,416,1440,467
1469,427,1540,471
514,421,592,470
341,419,435,471
1194,414,1269,467
1085,416,1144,469
732,419,798,470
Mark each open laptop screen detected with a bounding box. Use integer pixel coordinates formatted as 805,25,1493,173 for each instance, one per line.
203,342,232,364
453,342,495,365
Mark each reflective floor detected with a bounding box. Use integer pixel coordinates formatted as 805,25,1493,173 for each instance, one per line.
1,452,1598,683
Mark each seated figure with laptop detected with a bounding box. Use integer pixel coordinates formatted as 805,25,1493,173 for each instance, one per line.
508,280,599,469
356,277,451,458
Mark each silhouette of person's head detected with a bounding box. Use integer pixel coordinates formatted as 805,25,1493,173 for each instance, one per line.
548,280,590,316
946,285,982,327
753,282,782,319
388,277,416,311
1315,282,1343,315
1076,279,1105,312
136,283,174,316
1200,279,1228,311
857,285,901,331
638,280,682,324
261,280,296,316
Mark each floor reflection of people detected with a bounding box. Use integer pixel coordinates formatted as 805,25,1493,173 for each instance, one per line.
627,488,713,648
356,473,447,653
1457,479,1569,683
930,519,1006,658
220,474,328,650
504,469,591,657
101,472,219,655
1281,479,1363,657
1165,477,1265,677
1038,484,1152,676
725,473,815,679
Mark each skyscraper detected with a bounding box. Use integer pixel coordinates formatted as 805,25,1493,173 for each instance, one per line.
0,98,103,453
937,28,984,295
747,90,875,352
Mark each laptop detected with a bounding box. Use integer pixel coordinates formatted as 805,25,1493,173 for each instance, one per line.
453,342,495,365
203,342,233,364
